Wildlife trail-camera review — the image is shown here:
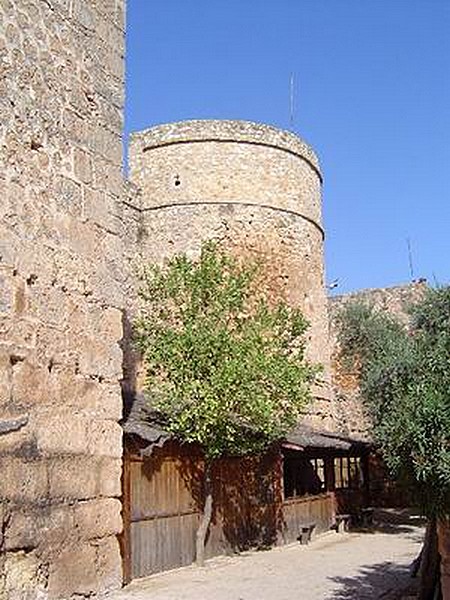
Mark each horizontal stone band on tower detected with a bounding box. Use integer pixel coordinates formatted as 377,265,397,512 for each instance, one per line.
130,119,322,179
129,121,323,227
132,200,325,240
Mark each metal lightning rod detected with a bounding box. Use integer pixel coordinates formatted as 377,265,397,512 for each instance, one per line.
289,72,295,131
407,237,415,281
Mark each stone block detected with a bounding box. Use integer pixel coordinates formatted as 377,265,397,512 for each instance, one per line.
83,187,122,234
0,347,11,406
98,457,122,497
73,147,93,183
0,272,13,314
77,335,122,380
4,505,74,552
74,0,96,30
59,215,102,259
2,551,47,600
83,186,110,230
94,535,123,594
63,108,86,145
100,306,123,341
92,155,107,189
87,419,122,458
54,175,82,216
74,497,122,540
0,456,48,502
35,413,88,456
48,455,122,501
47,542,98,599
107,162,125,198
34,323,67,367
0,227,19,267
48,455,99,500
77,380,122,421
101,128,122,163
0,419,31,455
11,360,51,409
0,317,36,350
115,0,126,31
4,511,38,552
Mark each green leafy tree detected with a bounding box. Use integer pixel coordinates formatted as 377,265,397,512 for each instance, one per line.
134,241,319,565
336,287,450,599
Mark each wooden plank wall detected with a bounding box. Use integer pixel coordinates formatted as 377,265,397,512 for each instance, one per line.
281,493,334,544
124,442,335,580
127,442,203,579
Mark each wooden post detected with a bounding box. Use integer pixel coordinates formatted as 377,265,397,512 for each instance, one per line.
324,455,335,492
119,445,132,585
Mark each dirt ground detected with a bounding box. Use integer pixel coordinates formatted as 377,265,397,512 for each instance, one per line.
109,513,424,600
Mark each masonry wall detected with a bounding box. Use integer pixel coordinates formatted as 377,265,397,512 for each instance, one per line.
0,1,128,598
129,120,335,430
328,281,427,438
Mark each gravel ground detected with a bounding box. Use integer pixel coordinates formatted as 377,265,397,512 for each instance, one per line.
109,521,424,600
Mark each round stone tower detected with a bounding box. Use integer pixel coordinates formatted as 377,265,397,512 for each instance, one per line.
129,120,333,425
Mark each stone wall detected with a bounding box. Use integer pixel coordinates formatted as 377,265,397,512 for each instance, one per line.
0,1,127,598
129,120,335,429
328,281,427,438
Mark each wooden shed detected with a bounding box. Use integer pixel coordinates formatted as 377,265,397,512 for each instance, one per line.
119,397,370,583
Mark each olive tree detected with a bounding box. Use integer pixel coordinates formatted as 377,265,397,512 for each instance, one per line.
336,286,450,599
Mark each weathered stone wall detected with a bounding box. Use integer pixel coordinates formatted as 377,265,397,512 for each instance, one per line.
0,1,127,598
328,281,427,438
129,120,335,429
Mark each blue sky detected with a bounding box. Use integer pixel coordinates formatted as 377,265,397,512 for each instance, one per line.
126,1,450,294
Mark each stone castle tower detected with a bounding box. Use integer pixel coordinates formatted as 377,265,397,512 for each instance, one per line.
129,120,334,427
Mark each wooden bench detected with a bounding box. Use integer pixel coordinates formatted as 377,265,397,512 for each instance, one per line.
332,514,351,533
360,507,374,528
297,522,316,545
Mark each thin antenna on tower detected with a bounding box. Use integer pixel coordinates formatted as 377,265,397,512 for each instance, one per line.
289,72,295,130
406,237,415,280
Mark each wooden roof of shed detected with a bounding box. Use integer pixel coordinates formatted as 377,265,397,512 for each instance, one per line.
122,393,369,456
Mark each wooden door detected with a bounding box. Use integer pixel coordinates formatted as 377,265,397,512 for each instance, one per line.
125,445,202,579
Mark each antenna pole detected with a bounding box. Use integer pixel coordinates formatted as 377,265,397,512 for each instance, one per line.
289,73,295,130
407,237,415,280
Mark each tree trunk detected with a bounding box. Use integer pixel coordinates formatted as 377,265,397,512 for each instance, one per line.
196,461,213,567
418,518,441,600
437,520,450,600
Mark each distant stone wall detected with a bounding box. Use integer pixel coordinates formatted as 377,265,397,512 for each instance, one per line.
0,1,127,598
129,120,335,429
328,282,427,438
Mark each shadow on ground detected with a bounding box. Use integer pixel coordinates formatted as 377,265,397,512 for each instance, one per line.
351,523,424,538
351,508,426,537
325,561,417,600
326,509,424,599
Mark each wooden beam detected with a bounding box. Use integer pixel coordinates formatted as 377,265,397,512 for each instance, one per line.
119,446,132,585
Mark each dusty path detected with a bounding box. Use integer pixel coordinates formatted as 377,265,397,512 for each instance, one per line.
110,522,423,600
